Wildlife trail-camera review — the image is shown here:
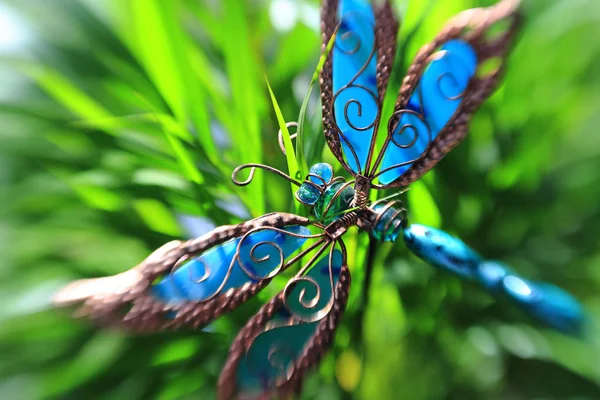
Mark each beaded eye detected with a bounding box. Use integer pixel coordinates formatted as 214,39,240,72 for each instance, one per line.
371,201,407,242
308,163,333,186
295,163,334,206
295,163,356,225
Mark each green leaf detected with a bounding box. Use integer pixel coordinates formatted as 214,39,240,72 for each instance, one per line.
297,29,337,179
361,265,407,399
133,198,182,236
71,185,125,212
152,338,201,366
219,0,266,215
43,332,127,397
160,119,204,185
118,0,217,162
407,180,442,228
266,77,299,198
23,66,112,124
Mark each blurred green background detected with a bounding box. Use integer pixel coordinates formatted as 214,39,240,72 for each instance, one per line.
1,0,599,399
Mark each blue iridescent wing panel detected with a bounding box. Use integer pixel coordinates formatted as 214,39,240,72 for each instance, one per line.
376,40,477,185
153,225,309,303
369,0,521,188
332,0,377,173
320,0,398,175
53,213,323,331
404,224,585,335
218,248,350,399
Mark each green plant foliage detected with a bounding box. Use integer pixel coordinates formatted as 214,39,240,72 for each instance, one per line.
0,0,600,399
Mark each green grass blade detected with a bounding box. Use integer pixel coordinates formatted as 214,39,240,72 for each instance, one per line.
219,0,265,215
296,29,337,178
133,198,182,236
407,179,441,228
266,77,299,198
118,0,217,162
162,128,204,185
23,66,113,125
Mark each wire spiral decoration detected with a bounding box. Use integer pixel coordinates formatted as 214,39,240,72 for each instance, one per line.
336,29,362,55
283,276,323,319
428,49,472,101
372,199,408,236
233,227,326,287
232,163,303,187
330,10,381,174
242,240,345,388
164,254,212,300
282,241,339,323
189,260,211,284
277,121,299,156
438,72,467,101
161,227,325,304
370,103,433,182
368,47,475,184
267,344,296,384
335,85,380,132
242,327,297,390
387,108,429,150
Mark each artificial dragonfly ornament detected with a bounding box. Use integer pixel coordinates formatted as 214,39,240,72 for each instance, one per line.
54,0,585,398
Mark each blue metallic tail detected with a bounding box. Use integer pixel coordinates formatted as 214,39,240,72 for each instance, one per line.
403,224,585,336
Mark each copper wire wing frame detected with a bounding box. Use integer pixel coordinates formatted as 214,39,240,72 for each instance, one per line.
54,206,352,399
319,0,522,189
53,212,326,331
218,240,351,400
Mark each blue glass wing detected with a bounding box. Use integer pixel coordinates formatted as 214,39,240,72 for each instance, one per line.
332,0,377,174
53,213,317,331
320,0,398,175
153,225,309,303
404,224,585,335
368,0,520,188
376,40,477,185
218,249,350,399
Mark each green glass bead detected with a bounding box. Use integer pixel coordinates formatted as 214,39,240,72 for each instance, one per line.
296,183,321,206
371,203,403,242
308,163,333,186
314,182,354,224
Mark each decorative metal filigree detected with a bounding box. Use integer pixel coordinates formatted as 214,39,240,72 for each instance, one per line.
232,163,303,187
374,0,521,188
218,240,351,399
277,121,299,155
329,8,381,174
319,0,521,189
53,213,320,331
371,199,408,233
